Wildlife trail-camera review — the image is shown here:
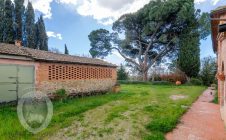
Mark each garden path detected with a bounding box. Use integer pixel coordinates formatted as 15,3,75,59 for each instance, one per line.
166,88,226,140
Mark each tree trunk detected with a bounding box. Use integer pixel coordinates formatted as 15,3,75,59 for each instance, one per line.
142,71,148,82
186,76,191,83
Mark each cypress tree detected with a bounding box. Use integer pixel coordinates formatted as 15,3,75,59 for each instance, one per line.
14,0,24,41
34,22,39,49
177,0,200,78
25,2,35,48
37,15,48,51
3,0,14,43
64,44,69,54
178,33,200,78
0,0,4,42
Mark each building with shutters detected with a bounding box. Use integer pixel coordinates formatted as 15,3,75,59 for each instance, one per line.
0,43,117,103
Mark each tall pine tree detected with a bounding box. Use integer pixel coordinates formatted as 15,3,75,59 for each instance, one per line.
25,2,35,48
14,0,24,41
36,15,48,51
64,44,69,54
0,0,4,42
3,0,14,43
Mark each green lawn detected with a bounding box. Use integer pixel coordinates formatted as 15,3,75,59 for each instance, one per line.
0,84,205,140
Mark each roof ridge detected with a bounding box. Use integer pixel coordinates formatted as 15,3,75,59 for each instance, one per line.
22,45,105,61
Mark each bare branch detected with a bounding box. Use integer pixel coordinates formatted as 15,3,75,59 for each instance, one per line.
112,47,140,68
134,39,149,46
146,38,175,71
144,23,162,56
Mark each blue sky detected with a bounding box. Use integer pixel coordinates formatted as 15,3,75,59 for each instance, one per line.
28,0,226,65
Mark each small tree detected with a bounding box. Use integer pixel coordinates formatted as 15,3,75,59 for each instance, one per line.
200,56,217,86
117,64,129,80
64,44,69,54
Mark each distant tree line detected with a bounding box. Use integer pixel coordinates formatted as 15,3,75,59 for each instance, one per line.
0,0,48,51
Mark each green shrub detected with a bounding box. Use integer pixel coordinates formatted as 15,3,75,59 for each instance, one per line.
151,81,173,86
149,75,161,81
117,80,151,85
212,91,218,104
190,78,203,86
55,89,67,97
118,80,173,86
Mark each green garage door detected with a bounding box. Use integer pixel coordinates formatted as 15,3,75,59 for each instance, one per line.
0,65,34,103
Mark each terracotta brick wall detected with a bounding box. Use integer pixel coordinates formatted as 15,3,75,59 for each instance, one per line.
36,62,117,94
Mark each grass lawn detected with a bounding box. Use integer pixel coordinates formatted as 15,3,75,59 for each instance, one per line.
0,84,205,140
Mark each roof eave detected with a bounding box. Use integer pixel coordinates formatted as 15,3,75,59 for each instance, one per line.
32,58,117,68
210,9,225,53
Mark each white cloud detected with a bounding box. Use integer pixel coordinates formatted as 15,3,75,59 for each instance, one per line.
47,31,63,40
212,0,221,5
58,0,222,25
23,0,222,23
76,0,150,25
55,0,78,5
112,50,124,59
24,0,53,19
195,0,221,5
194,0,207,4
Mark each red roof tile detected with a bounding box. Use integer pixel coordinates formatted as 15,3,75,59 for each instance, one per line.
0,43,117,67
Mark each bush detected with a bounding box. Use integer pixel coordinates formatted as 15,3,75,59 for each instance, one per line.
55,89,67,97
151,81,173,85
52,89,67,101
190,78,203,86
212,91,218,104
160,73,187,84
149,74,161,81
118,80,151,85
118,80,173,85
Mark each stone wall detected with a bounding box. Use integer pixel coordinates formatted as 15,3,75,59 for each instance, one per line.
38,79,116,95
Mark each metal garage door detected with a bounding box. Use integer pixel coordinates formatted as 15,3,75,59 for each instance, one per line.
0,65,34,103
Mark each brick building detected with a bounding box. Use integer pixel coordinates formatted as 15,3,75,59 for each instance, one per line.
211,6,226,125
0,43,117,103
